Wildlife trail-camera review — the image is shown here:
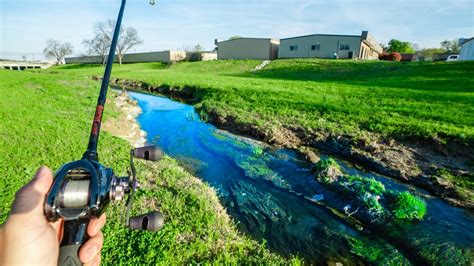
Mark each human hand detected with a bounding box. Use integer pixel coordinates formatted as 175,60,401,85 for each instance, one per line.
0,166,106,265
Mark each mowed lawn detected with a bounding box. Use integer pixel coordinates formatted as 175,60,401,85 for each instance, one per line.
51,59,474,144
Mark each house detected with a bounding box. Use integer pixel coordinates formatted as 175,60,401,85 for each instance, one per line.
459,38,474,61
216,38,280,60
278,31,382,60
65,50,186,64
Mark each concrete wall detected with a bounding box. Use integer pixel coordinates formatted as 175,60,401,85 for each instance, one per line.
279,34,362,59
0,61,53,69
65,55,103,64
217,38,280,60
65,51,186,64
459,38,474,61
201,52,218,61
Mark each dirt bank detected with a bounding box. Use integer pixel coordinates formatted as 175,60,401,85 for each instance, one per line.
97,77,474,209
103,90,147,147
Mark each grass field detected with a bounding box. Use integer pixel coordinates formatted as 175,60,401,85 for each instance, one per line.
50,59,474,143
0,70,295,264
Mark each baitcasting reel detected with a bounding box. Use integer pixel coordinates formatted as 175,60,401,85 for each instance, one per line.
45,146,165,265
44,1,160,265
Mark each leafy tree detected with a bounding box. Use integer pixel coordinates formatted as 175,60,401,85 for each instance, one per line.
418,48,446,60
229,36,242,40
440,39,460,53
387,39,415,54
186,44,204,61
43,39,73,65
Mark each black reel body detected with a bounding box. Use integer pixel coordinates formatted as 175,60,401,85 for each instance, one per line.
44,146,164,266
45,159,112,222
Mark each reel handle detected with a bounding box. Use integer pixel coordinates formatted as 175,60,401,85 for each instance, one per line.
58,218,90,266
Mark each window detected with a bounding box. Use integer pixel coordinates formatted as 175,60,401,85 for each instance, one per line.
311,44,320,51
340,44,350,50
290,45,298,51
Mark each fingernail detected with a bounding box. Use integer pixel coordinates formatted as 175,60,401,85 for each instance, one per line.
85,246,98,260
96,220,106,232
35,166,47,178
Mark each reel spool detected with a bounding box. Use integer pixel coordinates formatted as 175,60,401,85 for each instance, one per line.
60,180,90,208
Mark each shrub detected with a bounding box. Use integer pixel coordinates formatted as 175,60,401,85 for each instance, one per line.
391,191,427,221
379,52,401,61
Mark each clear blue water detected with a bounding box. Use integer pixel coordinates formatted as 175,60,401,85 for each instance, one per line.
128,90,474,264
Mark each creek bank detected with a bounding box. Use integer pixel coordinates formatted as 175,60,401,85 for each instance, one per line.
95,76,474,209
103,90,147,147
121,88,474,265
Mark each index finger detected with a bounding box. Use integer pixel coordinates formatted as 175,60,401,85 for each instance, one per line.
87,214,106,237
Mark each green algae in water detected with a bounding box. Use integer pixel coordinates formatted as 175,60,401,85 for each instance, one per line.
390,191,426,221
348,238,411,265
236,156,291,189
339,175,386,215
252,146,264,156
313,157,341,173
313,158,427,221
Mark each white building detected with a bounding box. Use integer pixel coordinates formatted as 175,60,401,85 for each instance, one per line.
459,38,474,61
279,31,382,60
216,38,280,60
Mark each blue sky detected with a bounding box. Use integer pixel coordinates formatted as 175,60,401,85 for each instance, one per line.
1,0,473,60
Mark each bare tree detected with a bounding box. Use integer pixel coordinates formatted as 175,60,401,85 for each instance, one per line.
83,34,110,65
93,19,143,65
43,39,73,64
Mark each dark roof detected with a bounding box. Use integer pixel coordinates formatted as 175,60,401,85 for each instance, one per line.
217,37,275,44
461,37,474,45
280,33,361,41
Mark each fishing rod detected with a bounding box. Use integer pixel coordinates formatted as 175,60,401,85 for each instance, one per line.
44,1,162,265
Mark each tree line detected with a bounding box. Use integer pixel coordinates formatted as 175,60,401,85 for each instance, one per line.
382,39,461,60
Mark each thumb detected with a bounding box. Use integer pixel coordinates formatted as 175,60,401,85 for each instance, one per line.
11,166,54,216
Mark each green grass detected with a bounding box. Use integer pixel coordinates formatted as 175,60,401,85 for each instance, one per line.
48,59,474,144
0,70,296,264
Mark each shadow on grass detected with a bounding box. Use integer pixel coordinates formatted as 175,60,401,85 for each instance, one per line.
56,63,104,70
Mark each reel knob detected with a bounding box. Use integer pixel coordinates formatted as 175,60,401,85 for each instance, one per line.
133,146,163,161
128,211,164,231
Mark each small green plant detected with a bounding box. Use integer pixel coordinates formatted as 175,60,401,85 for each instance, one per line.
252,146,264,156
391,191,427,221
314,157,341,172
313,157,342,183
340,175,386,214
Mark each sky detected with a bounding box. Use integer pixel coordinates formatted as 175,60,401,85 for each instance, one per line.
1,0,473,61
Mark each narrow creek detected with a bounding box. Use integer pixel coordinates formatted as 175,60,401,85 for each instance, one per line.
125,89,474,264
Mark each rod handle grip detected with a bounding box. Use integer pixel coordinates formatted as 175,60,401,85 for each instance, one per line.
59,218,89,266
